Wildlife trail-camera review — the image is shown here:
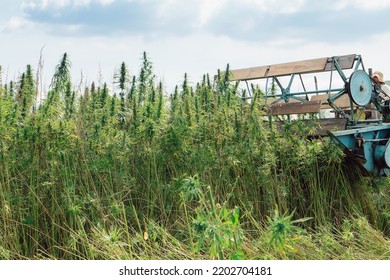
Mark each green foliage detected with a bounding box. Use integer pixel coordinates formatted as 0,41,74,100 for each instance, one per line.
17,65,35,117
266,207,312,255
51,52,72,95
192,202,244,260
116,62,130,93
177,177,244,260
0,53,388,260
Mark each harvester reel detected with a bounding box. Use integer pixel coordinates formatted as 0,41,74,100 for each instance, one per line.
226,54,390,176
348,70,372,107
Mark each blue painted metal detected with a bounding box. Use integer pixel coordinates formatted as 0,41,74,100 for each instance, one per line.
349,70,372,106
328,124,390,175
385,145,390,168
333,56,348,82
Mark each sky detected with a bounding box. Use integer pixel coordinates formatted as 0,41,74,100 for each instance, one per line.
1,0,390,93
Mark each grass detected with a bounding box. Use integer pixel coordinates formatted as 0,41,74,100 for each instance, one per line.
0,53,389,260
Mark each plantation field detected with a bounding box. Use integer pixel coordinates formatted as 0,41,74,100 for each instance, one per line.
0,53,389,260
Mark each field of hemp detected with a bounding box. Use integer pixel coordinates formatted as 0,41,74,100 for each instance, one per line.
0,52,389,260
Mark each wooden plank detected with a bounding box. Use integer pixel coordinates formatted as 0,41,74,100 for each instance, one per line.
310,94,329,107
324,54,356,71
229,58,327,81
264,97,302,105
267,58,327,77
270,100,321,115
313,118,348,136
310,94,352,109
228,54,357,81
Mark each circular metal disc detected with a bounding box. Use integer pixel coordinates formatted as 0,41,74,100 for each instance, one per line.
385,144,390,168
349,70,372,106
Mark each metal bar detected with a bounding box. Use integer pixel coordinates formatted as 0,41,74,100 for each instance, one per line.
328,89,350,119
331,123,390,136
287,74,295,90
354,55,362,71
273,77,289,102
273,77,284,91
245,80,252,97
258,88,346,105
328,60,334,100
289,95,307,102
332,57,348,82
349,94,356,123
328,89,347,102
299,74,307,92
265,88,345,99
354,119,384,124
361,138,389,142
301,88,345,96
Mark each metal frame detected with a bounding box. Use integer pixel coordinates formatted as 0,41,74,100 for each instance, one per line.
226,54,385,127
224,54,390,176
268,55,361,104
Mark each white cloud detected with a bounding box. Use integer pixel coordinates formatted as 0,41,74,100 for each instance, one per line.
21,1,38,9
155,0,179,21
39,0,70,9
1,16,34,31
239,0,306,14
334,0,390,10
4,0,390,93
74,0,92,6
99,0,115,4
199,0,227,25
21,0,110,10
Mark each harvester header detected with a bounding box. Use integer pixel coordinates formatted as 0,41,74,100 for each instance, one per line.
225,54,390,176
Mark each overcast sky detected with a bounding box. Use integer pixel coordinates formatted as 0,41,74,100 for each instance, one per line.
1,0,390,92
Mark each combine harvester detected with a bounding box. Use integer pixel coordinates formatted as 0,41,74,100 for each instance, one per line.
227,54,390,176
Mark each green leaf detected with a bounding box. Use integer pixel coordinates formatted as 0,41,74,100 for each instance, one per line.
22,215,34,225
230,248,244,260
231,207,240,227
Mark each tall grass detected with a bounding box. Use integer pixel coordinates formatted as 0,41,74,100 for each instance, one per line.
0,53,389,259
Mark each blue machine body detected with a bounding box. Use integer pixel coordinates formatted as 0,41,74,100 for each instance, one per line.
328,124,390,176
